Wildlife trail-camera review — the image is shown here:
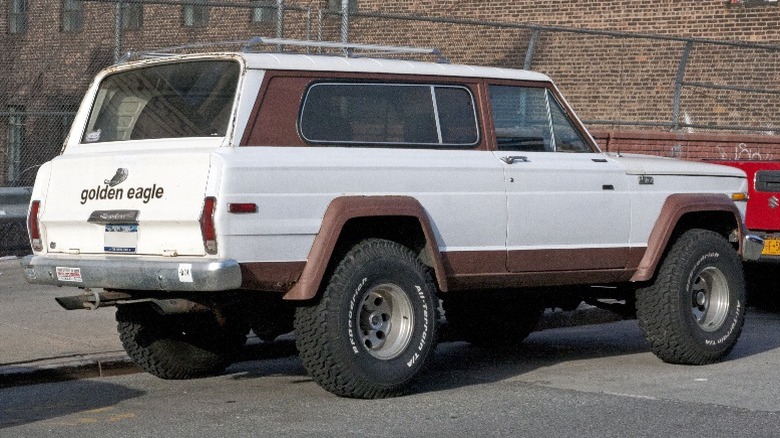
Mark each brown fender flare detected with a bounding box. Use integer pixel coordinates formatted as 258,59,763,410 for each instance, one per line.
630,193,744,282
283,195,448,300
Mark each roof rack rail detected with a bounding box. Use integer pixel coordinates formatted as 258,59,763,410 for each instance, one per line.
242,37,449,63
118,37,448,64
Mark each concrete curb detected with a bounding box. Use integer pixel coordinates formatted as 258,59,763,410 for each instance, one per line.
0,353,138,388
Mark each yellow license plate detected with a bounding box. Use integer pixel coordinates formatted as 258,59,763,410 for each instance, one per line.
761,237,780,256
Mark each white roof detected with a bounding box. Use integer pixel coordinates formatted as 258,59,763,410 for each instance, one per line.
120,51,553,83
243,52,551,82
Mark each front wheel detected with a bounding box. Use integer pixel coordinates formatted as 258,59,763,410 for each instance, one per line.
294,239,439,399
635,229,746,365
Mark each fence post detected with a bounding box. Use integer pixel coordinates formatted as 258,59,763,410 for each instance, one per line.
524,29,540,70
673,40,693,130
340,0,350,48
114,0,124,63
276,0,284,39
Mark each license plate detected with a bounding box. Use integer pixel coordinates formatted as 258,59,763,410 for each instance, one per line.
104,224,138,253
761,237,780,256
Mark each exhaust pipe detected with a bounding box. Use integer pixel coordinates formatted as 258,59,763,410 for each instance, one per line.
55,290,212,314
55,290,133,310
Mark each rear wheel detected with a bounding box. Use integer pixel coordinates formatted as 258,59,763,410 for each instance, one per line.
294,239,439,399
635,229,746,364
116,304,247,379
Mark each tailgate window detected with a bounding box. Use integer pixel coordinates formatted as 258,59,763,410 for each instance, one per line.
82,60,239,143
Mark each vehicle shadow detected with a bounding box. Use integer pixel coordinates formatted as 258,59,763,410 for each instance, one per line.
0,380,145,429
225,307,780,397
416,307,780,396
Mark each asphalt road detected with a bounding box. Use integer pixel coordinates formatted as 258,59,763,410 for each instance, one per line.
3,310,780,437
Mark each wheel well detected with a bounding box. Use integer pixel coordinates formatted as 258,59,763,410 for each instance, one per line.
332,216,429,263
669,211,739,249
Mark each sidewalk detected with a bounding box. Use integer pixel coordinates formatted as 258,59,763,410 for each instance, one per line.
0,257,133,387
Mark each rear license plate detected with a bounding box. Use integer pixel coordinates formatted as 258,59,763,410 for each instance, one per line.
104,224,137,253
761,237,780,256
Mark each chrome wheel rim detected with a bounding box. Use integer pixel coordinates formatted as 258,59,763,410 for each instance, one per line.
358,283,414,360
690,266,730,332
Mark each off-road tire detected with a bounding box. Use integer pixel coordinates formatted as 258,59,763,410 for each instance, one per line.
116,304,248,379
443,290,542,347
635,229,746,365
294,239,439,399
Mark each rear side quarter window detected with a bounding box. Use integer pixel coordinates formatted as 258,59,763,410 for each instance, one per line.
299,83,479,148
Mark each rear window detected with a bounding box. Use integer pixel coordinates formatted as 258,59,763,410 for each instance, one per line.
299,83,479,147
82,60,239,143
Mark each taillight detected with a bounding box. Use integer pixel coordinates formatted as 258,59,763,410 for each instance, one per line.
28,200,43,252
200,196,217,255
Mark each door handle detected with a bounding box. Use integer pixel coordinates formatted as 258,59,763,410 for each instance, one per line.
501,156,529,164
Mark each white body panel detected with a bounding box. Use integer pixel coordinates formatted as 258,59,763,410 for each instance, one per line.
37,141,215,257
213,147,507,262
498,152,631,257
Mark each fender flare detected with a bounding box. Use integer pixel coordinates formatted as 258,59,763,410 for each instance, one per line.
284,195,448,300
631,193,744,282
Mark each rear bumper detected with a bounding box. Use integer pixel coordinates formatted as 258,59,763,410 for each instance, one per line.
21,254,242,292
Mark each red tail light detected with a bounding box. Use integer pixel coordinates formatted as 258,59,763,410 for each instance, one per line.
200,196,218,254
28,200,43,252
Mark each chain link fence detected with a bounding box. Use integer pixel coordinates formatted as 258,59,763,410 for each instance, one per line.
3,1,780,255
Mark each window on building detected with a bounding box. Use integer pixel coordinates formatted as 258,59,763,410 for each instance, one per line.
183,0,209,27
251,1,277,24
7,106,25,184
9,0,29,34
328,0,357,13
62,0,84,32
122,2,143,30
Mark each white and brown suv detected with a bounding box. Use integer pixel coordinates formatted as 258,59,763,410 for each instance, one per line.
22,39,763,398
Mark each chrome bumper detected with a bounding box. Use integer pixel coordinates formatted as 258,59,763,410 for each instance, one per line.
742,234,765,262
21,254,242,292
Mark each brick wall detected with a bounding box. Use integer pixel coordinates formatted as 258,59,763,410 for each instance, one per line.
591,129,780,161
3,0,780,184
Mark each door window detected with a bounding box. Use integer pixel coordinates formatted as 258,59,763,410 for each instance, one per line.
489,85,592,153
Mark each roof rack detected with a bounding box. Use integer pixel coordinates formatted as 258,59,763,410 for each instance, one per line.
243,37,448,63
119,37,448,64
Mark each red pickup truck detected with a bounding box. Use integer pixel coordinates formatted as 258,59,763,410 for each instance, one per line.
713,160,780,306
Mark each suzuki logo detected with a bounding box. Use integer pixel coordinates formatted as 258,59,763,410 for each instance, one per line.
104,168,128,187
769,196,779,209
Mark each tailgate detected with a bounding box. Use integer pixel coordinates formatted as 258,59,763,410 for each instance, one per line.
38,150,212,256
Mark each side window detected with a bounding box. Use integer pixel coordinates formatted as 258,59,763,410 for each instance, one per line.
299,83,479,147
548,96,591,153
489,85,591,153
